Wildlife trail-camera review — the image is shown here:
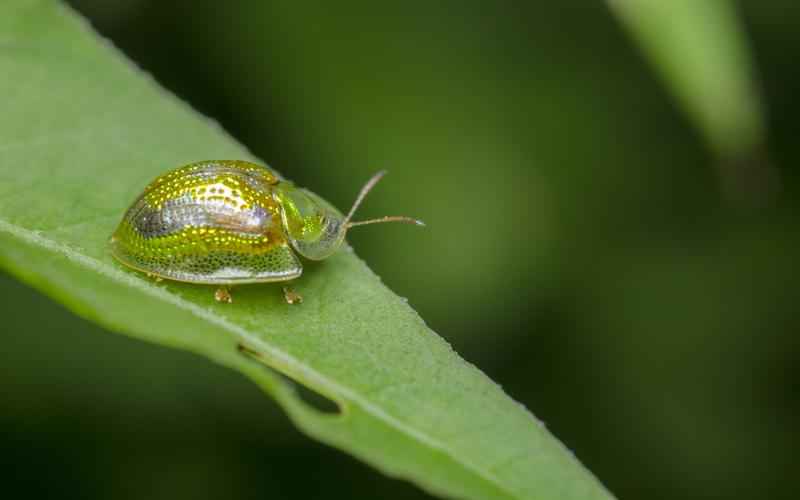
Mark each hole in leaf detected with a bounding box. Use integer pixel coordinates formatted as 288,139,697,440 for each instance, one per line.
290,379,341,415
237,342,341,415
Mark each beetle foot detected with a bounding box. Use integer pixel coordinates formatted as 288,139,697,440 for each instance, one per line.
282,286,303,305
215,286,233,304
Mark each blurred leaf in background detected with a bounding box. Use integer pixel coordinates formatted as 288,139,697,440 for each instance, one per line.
3,1,800,499
610,0,765,157
609,0,777,203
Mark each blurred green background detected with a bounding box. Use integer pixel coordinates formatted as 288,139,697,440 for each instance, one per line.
2,1,798,499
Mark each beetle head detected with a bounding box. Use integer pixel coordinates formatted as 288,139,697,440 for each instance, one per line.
275,171,423,261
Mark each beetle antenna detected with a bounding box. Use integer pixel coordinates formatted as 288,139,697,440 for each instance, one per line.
344,170,425,230
344,170,386,225
347,216,426,229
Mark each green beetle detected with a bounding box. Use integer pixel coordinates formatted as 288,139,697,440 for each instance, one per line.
109,160,422,304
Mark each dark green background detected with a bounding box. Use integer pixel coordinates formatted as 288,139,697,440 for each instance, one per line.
2,2,798,499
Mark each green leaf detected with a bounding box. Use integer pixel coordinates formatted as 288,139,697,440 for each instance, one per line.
608,0,764,157
0,3,612,499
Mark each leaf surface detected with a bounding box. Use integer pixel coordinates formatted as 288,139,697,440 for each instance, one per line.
0,3,612,499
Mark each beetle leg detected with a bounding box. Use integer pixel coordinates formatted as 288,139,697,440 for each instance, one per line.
282,286,303,305
214,286,233,304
